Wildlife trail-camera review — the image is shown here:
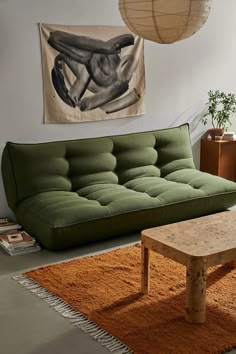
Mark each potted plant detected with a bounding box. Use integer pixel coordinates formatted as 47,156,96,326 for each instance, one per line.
200,90,236,140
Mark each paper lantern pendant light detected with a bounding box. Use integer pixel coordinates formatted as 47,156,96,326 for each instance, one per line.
119,0,212,44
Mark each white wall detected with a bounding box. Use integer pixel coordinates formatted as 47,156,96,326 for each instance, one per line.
1,0,236,216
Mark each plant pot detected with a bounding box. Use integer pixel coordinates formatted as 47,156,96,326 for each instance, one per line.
208,128,224,140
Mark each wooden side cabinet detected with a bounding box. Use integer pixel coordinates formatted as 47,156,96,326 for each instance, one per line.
200,138,236,182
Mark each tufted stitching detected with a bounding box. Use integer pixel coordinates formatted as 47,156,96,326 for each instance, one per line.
77,184,153,206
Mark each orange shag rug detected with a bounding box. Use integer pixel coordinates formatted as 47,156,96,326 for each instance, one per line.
15,244,236,354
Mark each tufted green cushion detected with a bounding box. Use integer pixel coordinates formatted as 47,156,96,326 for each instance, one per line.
2,124,236,250
66,138,118,190
3,142,71,207
113,132,160,184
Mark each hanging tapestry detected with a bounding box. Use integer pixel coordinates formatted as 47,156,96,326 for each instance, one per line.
39,23,145,123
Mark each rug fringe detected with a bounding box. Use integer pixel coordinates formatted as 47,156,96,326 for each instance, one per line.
13,275,132,354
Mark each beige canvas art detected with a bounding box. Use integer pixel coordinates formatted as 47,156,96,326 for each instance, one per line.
39,23,145,123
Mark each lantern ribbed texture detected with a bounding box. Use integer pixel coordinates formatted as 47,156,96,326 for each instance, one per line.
119,0,211,44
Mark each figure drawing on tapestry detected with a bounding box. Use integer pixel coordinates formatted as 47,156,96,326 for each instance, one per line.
48,30,141,114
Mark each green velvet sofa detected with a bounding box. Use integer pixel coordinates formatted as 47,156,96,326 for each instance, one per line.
2,124,236,250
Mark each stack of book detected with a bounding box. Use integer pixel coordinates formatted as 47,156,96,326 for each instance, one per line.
0,217,41,256
223,132,236,140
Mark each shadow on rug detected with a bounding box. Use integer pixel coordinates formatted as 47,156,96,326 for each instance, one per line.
15,244,236,354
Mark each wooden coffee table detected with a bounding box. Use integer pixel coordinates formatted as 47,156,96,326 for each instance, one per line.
141,211,236,324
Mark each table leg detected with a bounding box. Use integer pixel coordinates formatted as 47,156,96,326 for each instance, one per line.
224,261,236,268
185,257,207,324
141,241,150,294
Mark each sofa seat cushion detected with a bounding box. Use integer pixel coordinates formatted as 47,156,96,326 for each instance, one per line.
77,183,161,214
16,185,162,231
15,189,164,250
16,191,112,227
124,176,205,205
165,169,236,195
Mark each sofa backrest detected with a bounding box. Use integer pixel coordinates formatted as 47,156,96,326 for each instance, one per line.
1,124,195,211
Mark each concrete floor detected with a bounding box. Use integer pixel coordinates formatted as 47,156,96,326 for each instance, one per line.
0,230,236,354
